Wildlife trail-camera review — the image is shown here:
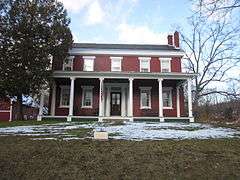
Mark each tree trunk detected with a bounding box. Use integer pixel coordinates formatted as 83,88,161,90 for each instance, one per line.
193,93,200,119
16,94,24,120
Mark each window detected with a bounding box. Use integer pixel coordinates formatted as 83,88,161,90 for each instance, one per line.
140,87,151,109
139,57,151,72
111,57,122,71
82,86,93,108
60,86,70,107
160,58,171,72
83,56,95,71
63,56,74,71
163,88,172,108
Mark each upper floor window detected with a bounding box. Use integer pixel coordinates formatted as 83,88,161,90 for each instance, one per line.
60,86,70,107
111,57,122,72
139,57,151,72
83,56,95,71
63,56,74,71
160,58,171,72
163,87,172,108
81,86,93,108
140,87,151,109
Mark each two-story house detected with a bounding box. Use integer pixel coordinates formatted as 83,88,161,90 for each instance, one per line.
37,31,196,122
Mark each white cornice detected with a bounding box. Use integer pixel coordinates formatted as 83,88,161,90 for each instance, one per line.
69,48,185,57
53,71,197,80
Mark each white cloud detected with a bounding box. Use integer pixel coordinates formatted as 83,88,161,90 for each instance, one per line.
59,0,93,12
85,0,105,25
117,23,167,44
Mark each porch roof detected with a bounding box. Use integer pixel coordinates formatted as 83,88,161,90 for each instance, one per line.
53,71,197,80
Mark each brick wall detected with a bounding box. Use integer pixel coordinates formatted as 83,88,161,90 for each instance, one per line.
53,55,182,72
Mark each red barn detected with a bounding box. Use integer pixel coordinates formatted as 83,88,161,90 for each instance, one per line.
0,98,12,121
0,98,39,121
37,31,196,122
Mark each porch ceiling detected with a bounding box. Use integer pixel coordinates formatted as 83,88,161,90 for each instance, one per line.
53,71,197,80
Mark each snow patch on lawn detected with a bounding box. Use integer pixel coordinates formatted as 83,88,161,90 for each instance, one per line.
0,121,239,141
100,122,239,140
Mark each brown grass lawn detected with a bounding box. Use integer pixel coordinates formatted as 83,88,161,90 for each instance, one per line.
0,137,240,180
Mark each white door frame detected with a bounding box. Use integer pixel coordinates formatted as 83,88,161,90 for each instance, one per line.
104,83,128,117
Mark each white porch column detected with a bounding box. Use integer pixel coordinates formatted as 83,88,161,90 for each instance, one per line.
98,77,104,122
37,90,45,121
50,81,56,116
121,87,126,117
128,78,133,121
158,78,164,122
187,78,194,122
67,77,75,122
176,86,180,118
106,87,110,117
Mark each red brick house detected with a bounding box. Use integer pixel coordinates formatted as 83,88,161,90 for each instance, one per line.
38,31,196,122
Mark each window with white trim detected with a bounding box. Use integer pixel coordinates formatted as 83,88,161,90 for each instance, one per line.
111,57,122,71
163,88,172,108
82,86,93,108
161,58,171,72
83,56,95,71
60,86,70,107
140,87,151,109
63,56,74,71
139,57,151,72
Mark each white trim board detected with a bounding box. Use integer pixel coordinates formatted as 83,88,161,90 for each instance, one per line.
69,48,185,57
0,110,11,112
53,71,197,80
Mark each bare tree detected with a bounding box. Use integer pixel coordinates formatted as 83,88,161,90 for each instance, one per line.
199,0,240,13
180,0,240,110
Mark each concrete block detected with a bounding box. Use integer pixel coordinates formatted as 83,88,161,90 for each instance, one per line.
94,131,108,140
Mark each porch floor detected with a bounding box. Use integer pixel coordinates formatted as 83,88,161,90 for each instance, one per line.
42,115,194,122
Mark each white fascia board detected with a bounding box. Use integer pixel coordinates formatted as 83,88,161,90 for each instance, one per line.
53,71,197,80
69,48,185,57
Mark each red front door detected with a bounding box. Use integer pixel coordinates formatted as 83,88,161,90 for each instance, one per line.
111,92,121,116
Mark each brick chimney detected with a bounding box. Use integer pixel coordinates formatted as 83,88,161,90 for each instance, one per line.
174,31,180,48
167,35,173,46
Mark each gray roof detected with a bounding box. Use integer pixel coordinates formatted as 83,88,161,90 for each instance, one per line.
72,43,184,52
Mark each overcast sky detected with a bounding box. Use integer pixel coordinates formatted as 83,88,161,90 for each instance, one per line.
60,0,192,44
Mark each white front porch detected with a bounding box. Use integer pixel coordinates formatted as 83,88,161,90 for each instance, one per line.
37,75,195,123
